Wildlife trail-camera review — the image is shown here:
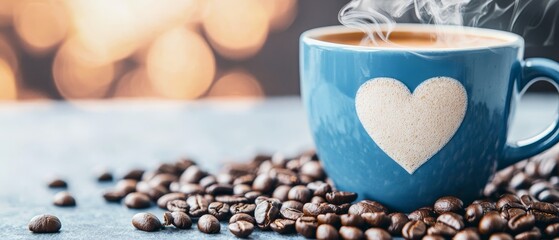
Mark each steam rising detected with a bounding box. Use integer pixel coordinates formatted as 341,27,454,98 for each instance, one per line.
340,0,559,46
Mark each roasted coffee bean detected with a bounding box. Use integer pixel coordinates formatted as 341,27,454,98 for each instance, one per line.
496,194,522,210
337,203,352,215
348,200,387,215
199,175,217,188
163,211,192,229
437,212,464,230
427,222,457,237
303,202,337,216
123,169,144,181
254,199,281,229
527,201,559,223
233,184,252,195
308,181,331,197
402,220,427,240
288,185,312,203
489,233,514,240
252,174,274,193
115,179,137,194
296,216,319,238
312,196,327,204
326,191,357,205
479,211,506,235
434,196,463,214
300,161,325,180
229,213,256,224
255,196,270,205
362,212,389,228
282,200,304,211
166,199,188,212
341,214,365,228
180,165,206,184
473,200,497,213
97,170,113,182
157,192,186,209
365,228,392,240
233,174,256,185
465,203,484,224
544,223,559,237
149,173,176,188
423,217,437,227
409,208,434,221
206,183,234,195
229,220,254,238
510,172,532,190
187,194,209,217
388,213,409,235
132,212,161,232
538,189,559,202
156,162,178,175
214,195,248,204
514,227,541,240
48,178,67,188
520,194,535,207
53,192,76,207
103,190,126,202
316,224,340,240
318,213,342,228
272,185,291,201
239,191,259,203
339,226,364,240
269,168,299,186
422,235,444,240
141,185,168,201
453,228,480,240
178,183,204,195
197,214,220,234
280,207,304,221
270,218,296,234
230,203,256,215
124,192,151,209
500,207,526,220
28,214,61,233
507,212,535,233
208,202,229,220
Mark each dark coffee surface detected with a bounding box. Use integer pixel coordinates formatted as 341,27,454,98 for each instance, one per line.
0,96,555,239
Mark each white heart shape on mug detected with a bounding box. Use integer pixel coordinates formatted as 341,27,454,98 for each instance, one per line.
355,77,467,174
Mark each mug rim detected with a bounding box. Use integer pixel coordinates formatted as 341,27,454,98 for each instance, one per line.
301,24,524,52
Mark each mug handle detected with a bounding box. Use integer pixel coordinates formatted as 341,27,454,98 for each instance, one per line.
501,58,559,169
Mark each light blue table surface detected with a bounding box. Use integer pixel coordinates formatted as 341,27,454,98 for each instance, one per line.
0,95,556,239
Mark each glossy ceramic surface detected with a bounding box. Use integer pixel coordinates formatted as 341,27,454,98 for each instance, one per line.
300,25,559,212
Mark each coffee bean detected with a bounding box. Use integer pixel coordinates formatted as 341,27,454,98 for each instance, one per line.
514,227,541,240
166,199,188,212
48,179,67,188
507,212,535,233
124,192,151,209
348,200,387,215
433,196,463,214
339,226,364,240
423,217,437,227
97,170,113,182
197,214,220,234
187,194,209,217
272,185,291,201
206,183,234,195
282,200,304,211
208,202,229,220
479,211,506,235
316,224,340,240
465,203,484,224
326,191,357,205
365,228,392,240
489,233,513,240
473,200,497,213
214,195,248,204
538,189,559,202
296,216,318,238
269,168,299,186
233,174,256,185
288,185,312,203
28,214,61,233
53,191,76,207
254,199,281,229
132,212,161,232
141,185,168,201
103,190,125,202
337,203,352,215
388,212,409,235
156,162,178,175
229,220,254,238
255,196,270,205
341,214,365,228
318,213,342,228
280,207,304,221
544,222,559,237
270,218,296,234
362,212,389,228
180,165,206,184
123,169,144,181
243,191,262,202
230,203,256,215
233,184,252,195
149,173,176,188
496,194,522,210
303,202,337,216
229,213,256,224
312,196,327,204
427,222,457,237
163,211,192,229
308,181,331,197
520,194,535,207
402,220,427,240
453,228,480,240
115,179,137,194
509,172,531,189
437,212,464,230
500,206,526,220
527,201,559,223
199,175,217,188
252,174,274,193
409,208,434,221
300,161,325,180
156,192,186,209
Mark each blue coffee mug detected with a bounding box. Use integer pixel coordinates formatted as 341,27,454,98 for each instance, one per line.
300,24,559,212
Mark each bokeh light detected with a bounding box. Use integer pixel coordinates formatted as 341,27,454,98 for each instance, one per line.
262,0,298,31
53,38,115,99
203,0,269,60
147,27,215,99
0,59,17,100
207,69,264,98
13,0,69,53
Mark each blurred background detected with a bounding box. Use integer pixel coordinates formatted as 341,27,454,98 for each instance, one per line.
0,0,557,101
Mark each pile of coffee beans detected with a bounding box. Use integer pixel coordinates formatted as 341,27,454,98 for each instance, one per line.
97,151,559,239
